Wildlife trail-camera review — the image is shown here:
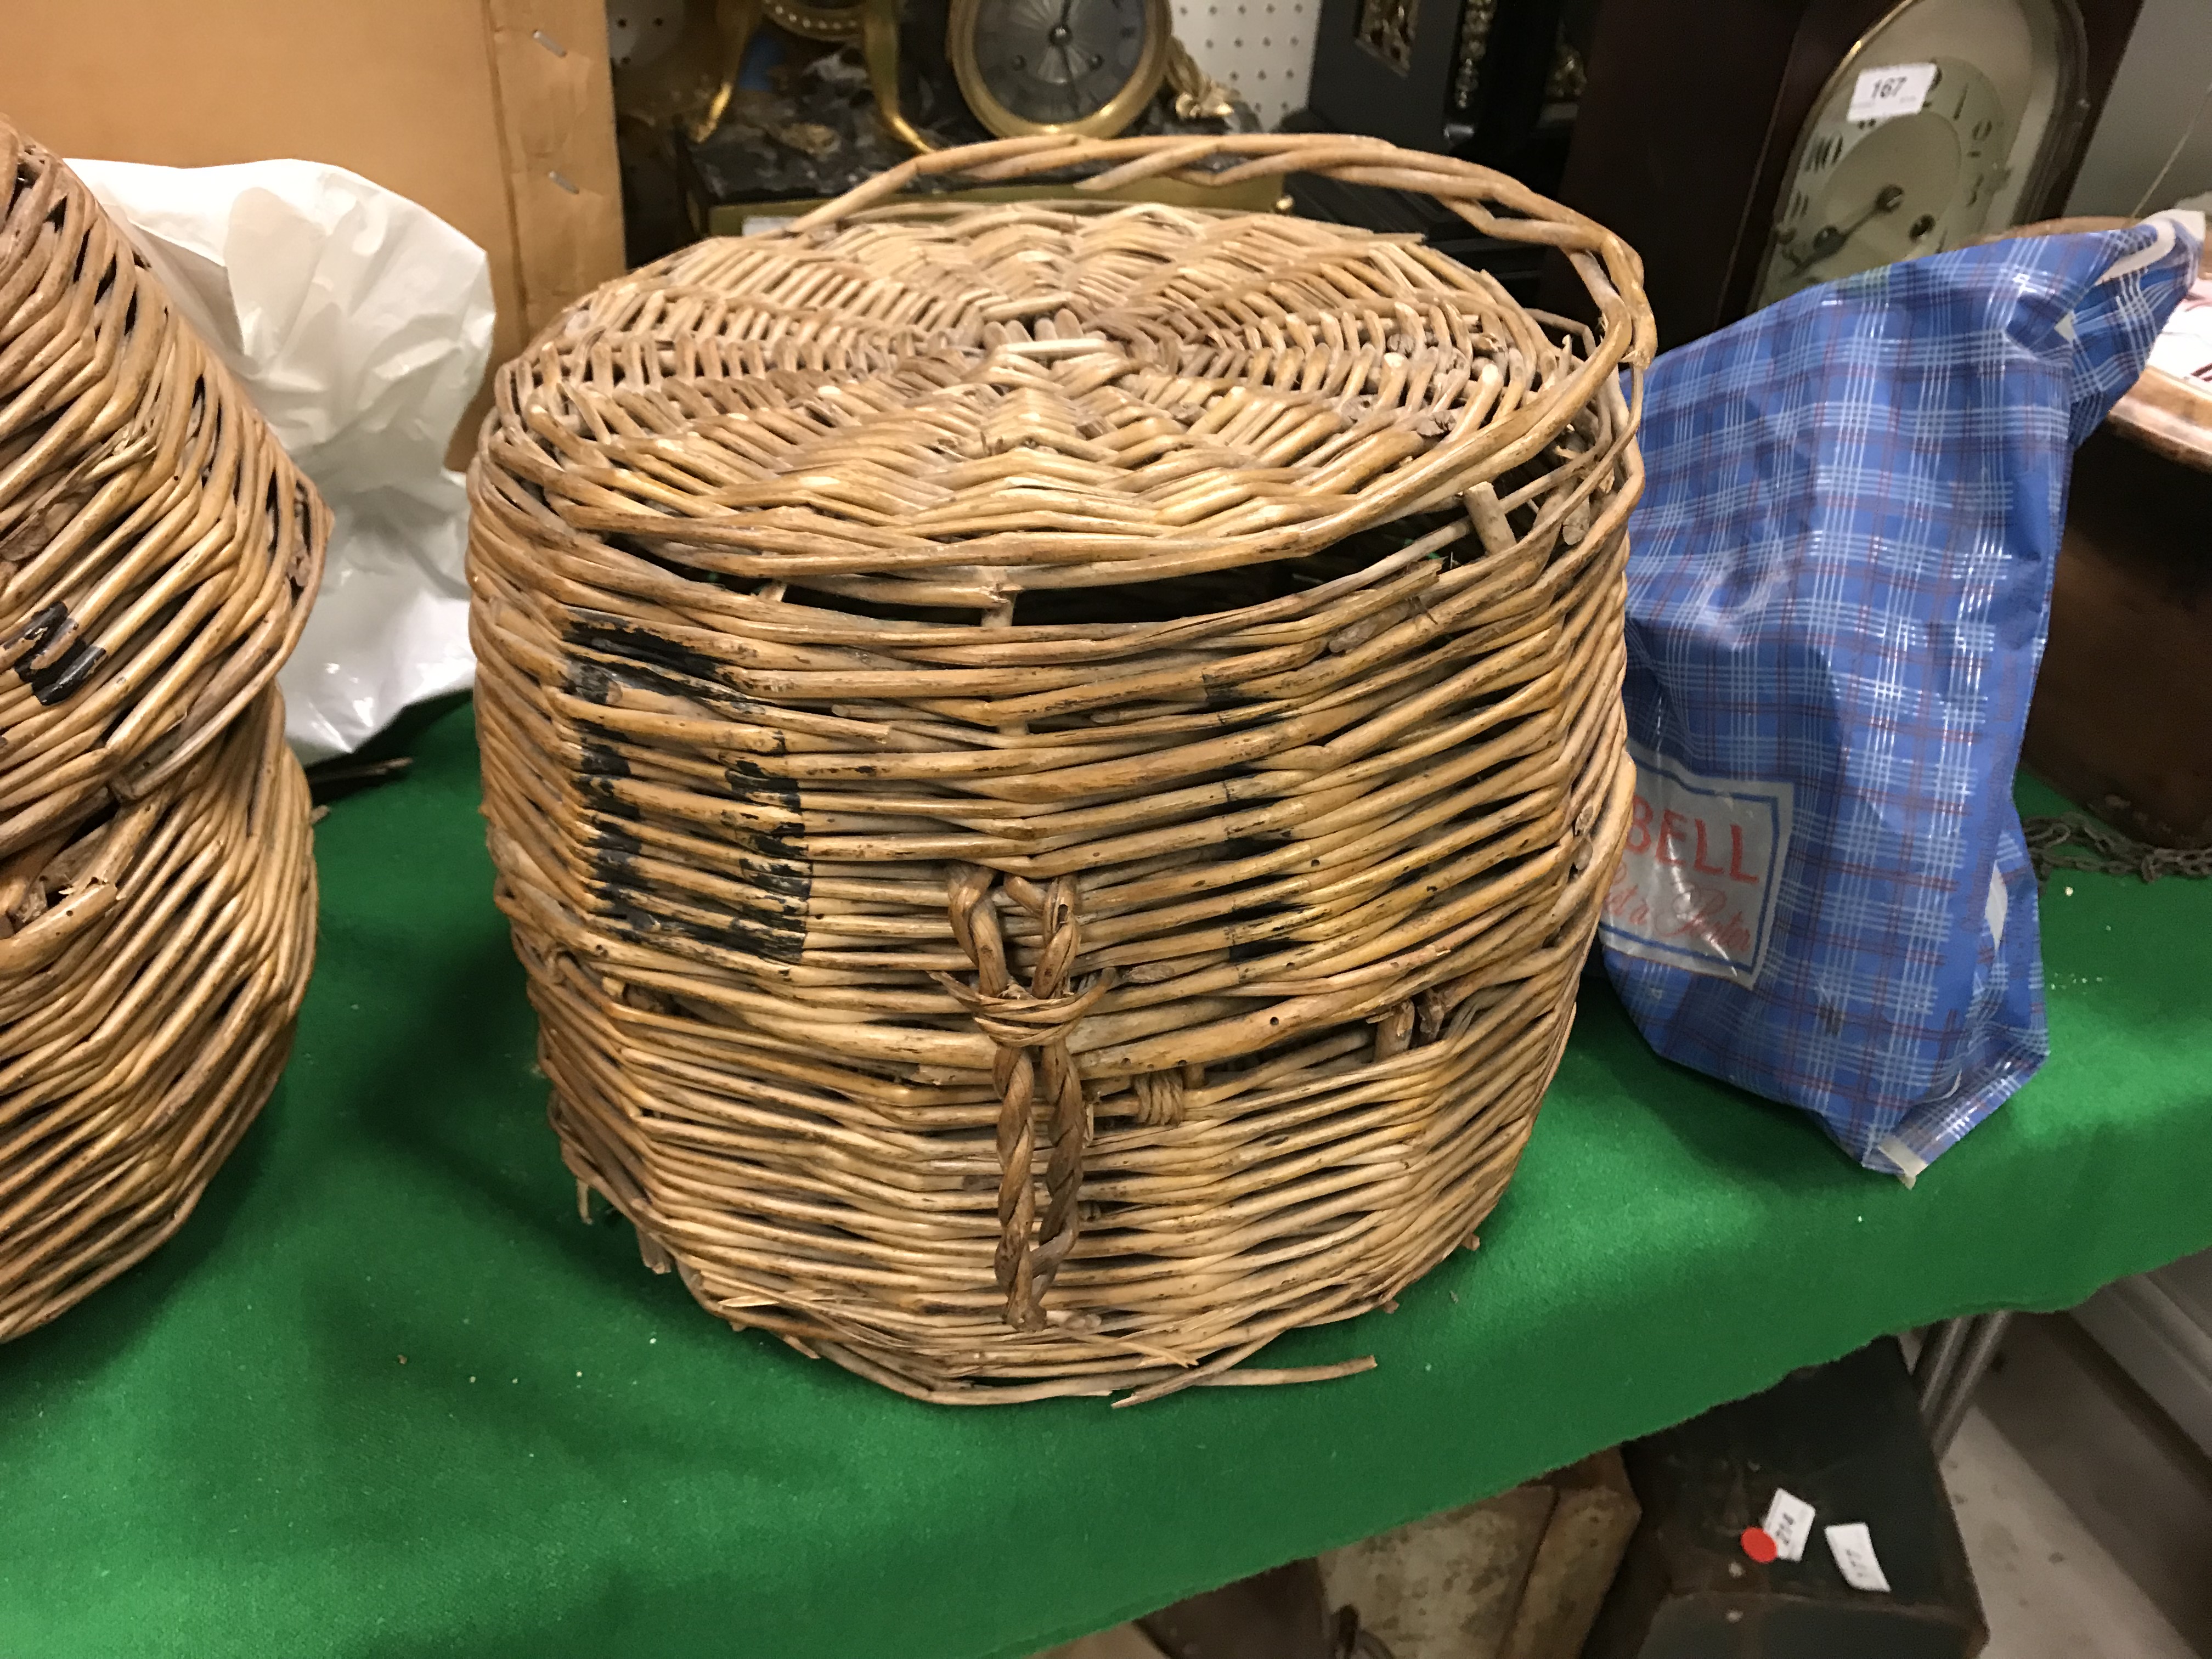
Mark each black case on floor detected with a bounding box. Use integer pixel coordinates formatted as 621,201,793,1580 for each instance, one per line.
1585,1338,1987,1659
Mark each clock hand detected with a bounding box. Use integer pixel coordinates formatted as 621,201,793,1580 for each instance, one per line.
1787,183,1907,273
1057,39,1086,115
1044,0,1079,99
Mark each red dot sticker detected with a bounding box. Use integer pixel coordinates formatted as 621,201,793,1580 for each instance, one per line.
1741,1526,1780,1564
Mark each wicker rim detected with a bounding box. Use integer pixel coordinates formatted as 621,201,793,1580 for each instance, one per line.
788,133,1656,358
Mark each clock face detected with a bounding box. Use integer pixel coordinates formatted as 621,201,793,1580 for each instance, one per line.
1752,0,2081,310
956,0,1163,133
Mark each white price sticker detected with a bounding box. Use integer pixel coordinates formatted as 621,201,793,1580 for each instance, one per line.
1848,61,1938,123
1762,1488,1817,1562
1826,1522,1893,1592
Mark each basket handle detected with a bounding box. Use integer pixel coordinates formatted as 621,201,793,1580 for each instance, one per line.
784,132,1656,370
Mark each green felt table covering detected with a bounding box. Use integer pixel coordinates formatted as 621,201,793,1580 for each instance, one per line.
2,700,2207,1659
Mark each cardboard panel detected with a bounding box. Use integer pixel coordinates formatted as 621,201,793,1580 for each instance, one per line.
0,0,624,456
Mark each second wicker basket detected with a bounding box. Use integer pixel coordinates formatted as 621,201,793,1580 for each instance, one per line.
0,120,323,1339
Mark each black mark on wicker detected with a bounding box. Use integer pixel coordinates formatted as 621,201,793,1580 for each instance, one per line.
723,701,789,756
590,819,644,856
578,775,642,820
26,641,107,705
612,905,807,963
566,659,619,703
9,602,107,704
8,599,69,653
566,645,723,706
733,855,811,899
725,764,800,816
565,617,726,684
749,830,809,863
1203,681,1256,710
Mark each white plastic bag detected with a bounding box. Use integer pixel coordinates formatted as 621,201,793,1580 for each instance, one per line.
70,158,495,762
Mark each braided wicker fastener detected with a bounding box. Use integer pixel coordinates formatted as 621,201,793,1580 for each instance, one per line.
935,867,1113,1329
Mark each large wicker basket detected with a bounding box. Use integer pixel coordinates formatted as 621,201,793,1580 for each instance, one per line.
470,134,1653,1403
0,121,324,1338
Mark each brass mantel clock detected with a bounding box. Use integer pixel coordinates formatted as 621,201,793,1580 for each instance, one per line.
690,0,1192,151
612,0,1257,247
948,0,1173,139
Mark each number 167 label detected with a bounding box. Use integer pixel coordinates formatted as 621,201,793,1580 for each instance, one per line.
1848,61,1938,123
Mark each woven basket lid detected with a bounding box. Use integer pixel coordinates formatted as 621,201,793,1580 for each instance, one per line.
489,134,1654,614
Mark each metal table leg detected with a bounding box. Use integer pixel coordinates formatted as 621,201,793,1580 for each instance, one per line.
1917,1311,2013,1455
1915,1317,1973,1412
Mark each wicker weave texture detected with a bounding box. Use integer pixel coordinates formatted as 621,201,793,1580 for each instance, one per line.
0,688,315,1340
0,123,326,861
470,134,1654,1403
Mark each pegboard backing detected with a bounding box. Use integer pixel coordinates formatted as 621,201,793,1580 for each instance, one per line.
1171,0,1318,129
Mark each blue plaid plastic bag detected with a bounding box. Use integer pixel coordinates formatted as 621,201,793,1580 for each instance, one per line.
1601,215,2203,1178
